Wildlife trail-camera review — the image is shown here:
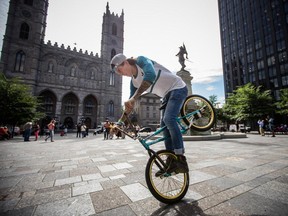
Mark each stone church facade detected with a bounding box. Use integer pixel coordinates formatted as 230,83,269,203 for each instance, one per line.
0,0,124,129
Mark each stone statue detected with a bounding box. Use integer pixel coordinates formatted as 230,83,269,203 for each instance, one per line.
176,43,188,70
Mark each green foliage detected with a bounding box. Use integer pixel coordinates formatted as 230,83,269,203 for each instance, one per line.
208,95,218,106
222,83,274,122
0,73,45,126
275,88,288,115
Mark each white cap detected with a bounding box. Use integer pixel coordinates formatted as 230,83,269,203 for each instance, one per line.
110,54,126,70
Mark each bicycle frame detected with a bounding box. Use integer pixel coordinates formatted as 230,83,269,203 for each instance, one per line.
115,107,203,153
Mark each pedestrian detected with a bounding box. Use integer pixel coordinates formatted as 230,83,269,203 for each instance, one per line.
110,53,189,174
34,123,40,141
76,123,81,138
23,122,32,141
85,126,89,137
64,125,68,136
45,120,55,142
267,115,275,137
81,124,86,138
103,120,110,140
257,119,265,136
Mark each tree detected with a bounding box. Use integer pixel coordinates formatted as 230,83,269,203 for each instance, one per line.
222,83,274,124
209,95,218,107
0,73,45,128
275,88,288,115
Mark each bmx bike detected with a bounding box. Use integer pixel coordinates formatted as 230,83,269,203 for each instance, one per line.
115,94,215,204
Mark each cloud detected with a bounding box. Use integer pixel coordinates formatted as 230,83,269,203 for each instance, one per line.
206,86,215,91
192,74,223,84
188,66,223,84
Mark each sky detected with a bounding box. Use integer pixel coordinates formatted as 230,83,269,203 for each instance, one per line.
44,0,225,105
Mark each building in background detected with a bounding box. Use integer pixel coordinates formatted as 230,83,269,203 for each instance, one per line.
0,0,124,129
218,0,288,101
134,93,161,130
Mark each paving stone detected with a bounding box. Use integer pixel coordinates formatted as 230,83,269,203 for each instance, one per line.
54,176,82,186
34,194,95,216
204,202,246,216
70,167,100,177
97,165,116,173
189,170,217,184
0,206,36,216
204,176,244,191
42,170,70,182
100,179,126,190
95,205,136,216
120,183,151,202
227,192,288,216
113,162,133,169
109,174,126,180
91,157,108,162
0,176,22,189
0,198,20,212
16,188,71,208
250,180,288,204
72,182,103,196
90,187,131,213
82,173,103,181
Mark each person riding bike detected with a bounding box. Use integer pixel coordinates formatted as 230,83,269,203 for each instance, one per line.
110,53,189,174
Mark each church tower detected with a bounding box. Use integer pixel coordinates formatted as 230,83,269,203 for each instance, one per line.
0,0,48,93
101,2,124,61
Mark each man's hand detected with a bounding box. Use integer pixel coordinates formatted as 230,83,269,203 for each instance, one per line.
124,98,136,114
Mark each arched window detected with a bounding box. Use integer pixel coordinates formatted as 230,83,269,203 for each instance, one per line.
44,96,54,114
84,99,95,115
109,71,115,86
64,98,76,114
14,51,25,72
111,49,116,59
108,101,114,116
112,23,117,35
19,23,29,39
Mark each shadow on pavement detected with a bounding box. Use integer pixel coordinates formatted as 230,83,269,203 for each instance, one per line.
150,200,209,216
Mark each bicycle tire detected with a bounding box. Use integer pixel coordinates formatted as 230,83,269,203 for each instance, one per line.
181,94,215,131
145,150,189,204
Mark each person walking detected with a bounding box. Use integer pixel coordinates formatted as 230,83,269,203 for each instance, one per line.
103,120,111,140
23,122,32,142
110,53,188,174
34,123,40,141
76,123,81,138
45,120,55,142
267,115,276,137
81,124,86,138
257,119,265,136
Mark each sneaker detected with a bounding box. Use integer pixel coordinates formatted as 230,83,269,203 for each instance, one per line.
155,155,175,177
166,155,189,174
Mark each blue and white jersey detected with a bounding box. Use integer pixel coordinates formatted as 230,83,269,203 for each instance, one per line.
130,56,186,98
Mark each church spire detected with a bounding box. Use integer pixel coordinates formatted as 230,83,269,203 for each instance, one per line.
106,2,110,14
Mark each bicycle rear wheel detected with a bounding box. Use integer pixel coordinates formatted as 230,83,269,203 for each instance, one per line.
145,150,189,204
181,94,215,131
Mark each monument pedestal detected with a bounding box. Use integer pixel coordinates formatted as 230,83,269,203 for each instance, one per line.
177,69,211,136
176,69,193,95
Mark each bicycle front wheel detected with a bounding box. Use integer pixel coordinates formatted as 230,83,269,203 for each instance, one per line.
181,94,215,131
145,150,189,204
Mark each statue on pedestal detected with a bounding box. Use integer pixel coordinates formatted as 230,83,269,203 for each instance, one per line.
176,43,188,70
